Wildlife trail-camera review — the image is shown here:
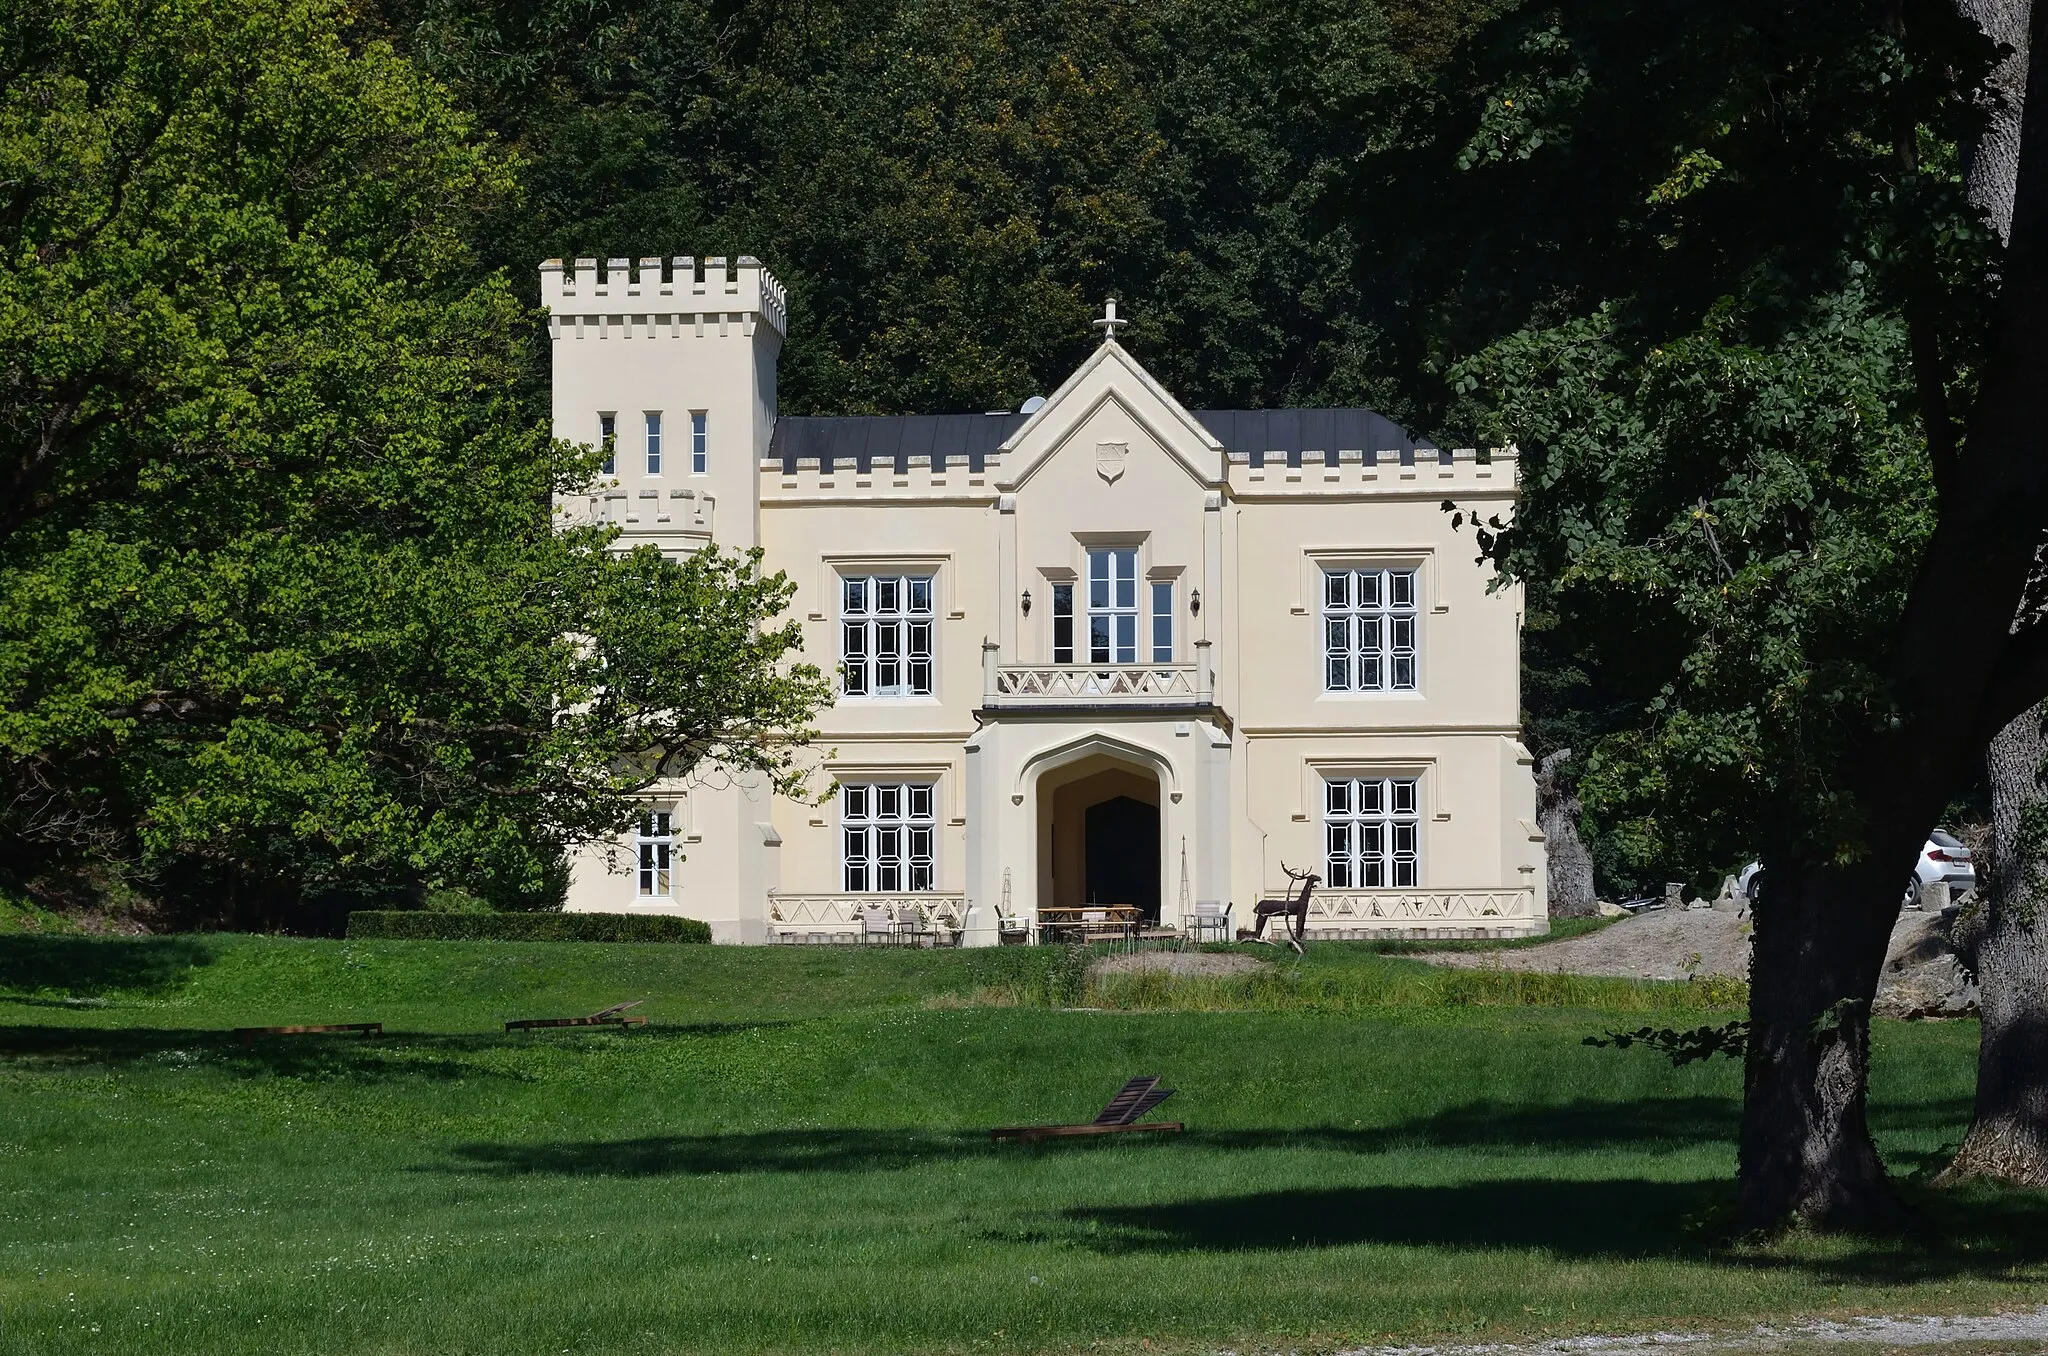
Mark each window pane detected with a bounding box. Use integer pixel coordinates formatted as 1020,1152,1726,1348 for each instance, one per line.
1326,655,1348,689
908,785,933,819
1324,570,1349,608
1391,570,1415,607
1114,614,1135,662
1360,780,1384,814
877,784,900,820
1326,780,1350,813
1357,571,1381,608
877,577,900,613
844,785,868,820
1393,655,1415,689
908,577,932,612
1052,583,1073,617
844,577,868,614
1089,615,1111,663
1393,779,1417,814
1151,582,1172,661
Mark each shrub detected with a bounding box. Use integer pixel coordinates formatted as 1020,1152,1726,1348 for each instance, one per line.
345,911,710,944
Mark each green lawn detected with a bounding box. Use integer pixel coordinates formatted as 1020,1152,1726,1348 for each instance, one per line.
0,934,2041,1356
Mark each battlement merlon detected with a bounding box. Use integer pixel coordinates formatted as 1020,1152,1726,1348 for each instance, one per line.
538,254,789,338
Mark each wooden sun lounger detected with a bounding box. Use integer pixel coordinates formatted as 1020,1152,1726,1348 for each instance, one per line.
991,1075,1182,1143
504,1000,647,1032
235,1022,382,1044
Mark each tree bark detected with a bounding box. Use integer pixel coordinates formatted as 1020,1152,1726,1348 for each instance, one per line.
1733,0,2048,1232
1738,859,1907,1230
1942,705,2048,1184
1960,0,2032,241
1536,748,1597,918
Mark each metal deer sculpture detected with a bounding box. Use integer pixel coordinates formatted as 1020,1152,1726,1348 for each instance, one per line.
1239,863,1318,954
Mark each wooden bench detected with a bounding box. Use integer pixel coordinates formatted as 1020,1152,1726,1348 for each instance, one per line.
992,1075,1182,1143
504,1000,647,1032
235,1022,382,1045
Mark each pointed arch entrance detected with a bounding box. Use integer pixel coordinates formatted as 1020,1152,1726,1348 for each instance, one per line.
1032,746,1165,923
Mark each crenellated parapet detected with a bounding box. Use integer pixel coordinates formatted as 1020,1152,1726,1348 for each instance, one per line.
539,254,788,339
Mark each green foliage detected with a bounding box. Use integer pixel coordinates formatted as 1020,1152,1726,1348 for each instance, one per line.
345,910,710,942
1455,291,1934,881
0,0,828,926
1418,0,2003,887
1586,1020,1750,1066
383,0,1509,416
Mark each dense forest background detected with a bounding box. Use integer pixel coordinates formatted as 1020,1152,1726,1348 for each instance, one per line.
381,0,1503,418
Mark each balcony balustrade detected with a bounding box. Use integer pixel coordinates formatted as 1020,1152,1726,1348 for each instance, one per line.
983,640,1214,708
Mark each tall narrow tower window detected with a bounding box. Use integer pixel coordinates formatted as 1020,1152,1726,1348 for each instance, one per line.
1150,581,1174,662
691,411,709,474
1051,584,1075,663
644,412,663,475
598,412,616,476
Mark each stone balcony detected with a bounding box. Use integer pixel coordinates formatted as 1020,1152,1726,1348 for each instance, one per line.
981,642,1215,711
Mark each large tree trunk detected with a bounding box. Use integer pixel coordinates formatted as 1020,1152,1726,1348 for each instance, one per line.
1937,0,2048,1193
1733,0,2048,1232
1738,860,1907,1230
1536,748,1597,918
1942,706,2048,1185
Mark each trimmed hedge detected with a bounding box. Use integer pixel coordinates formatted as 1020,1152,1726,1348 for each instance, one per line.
345,911,711,944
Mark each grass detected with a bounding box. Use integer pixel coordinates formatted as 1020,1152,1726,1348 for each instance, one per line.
0,932,2039,1356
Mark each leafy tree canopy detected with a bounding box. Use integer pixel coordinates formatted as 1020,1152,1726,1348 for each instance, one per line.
0,0,828,926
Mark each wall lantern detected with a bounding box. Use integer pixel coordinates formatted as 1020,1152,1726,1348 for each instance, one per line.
1189,588,1201,616
1020,589,1032,616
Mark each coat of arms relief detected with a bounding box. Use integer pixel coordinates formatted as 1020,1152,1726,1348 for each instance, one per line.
1095,439,1127,483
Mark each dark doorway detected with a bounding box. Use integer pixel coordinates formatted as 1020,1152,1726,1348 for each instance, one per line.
1084,796,1160,921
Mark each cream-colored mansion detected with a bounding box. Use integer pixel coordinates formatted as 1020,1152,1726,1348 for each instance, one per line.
547,255,1547,944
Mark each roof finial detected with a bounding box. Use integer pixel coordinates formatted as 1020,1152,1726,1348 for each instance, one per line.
1093,298,1129,342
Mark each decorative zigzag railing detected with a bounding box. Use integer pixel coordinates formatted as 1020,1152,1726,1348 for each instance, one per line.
989,663,1201,704
1300,889,1540,935
768,892,966,938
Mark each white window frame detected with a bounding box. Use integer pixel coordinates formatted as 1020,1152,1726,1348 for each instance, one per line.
1087,547,1139,663
691,411,708,474
644,411,663,475
841,783,936,892
637,809,674,897
1323,776,1420,888
840,574,934,698
1323,566,1418,692
598,411,617,476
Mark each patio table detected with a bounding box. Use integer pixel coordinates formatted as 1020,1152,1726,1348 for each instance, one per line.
1034,905,1142,947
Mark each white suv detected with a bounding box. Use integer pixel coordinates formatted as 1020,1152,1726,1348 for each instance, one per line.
1737,830,1977,908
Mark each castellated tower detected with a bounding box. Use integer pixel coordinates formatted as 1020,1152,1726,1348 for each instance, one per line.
541,255,787,552
545,255,790,942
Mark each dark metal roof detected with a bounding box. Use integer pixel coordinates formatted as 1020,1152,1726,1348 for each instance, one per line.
1193,408,1440,466
769,406,1439,473
771,413,1026,473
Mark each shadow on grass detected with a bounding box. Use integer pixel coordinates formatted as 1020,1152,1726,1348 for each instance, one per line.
1066,1178,1725,1257
0,935,217,997
0,1020,791,1084
1059,1176,2048,1285
442,1129,1004,1176
432,1098,1745,1180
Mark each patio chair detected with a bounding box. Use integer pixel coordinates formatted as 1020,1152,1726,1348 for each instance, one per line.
859,906,894,944
990,1075,1182,1143
996,908,1030,945
895,903,933,946
1181,899,1231,945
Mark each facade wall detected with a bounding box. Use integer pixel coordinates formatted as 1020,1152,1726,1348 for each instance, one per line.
547,256,1547,942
